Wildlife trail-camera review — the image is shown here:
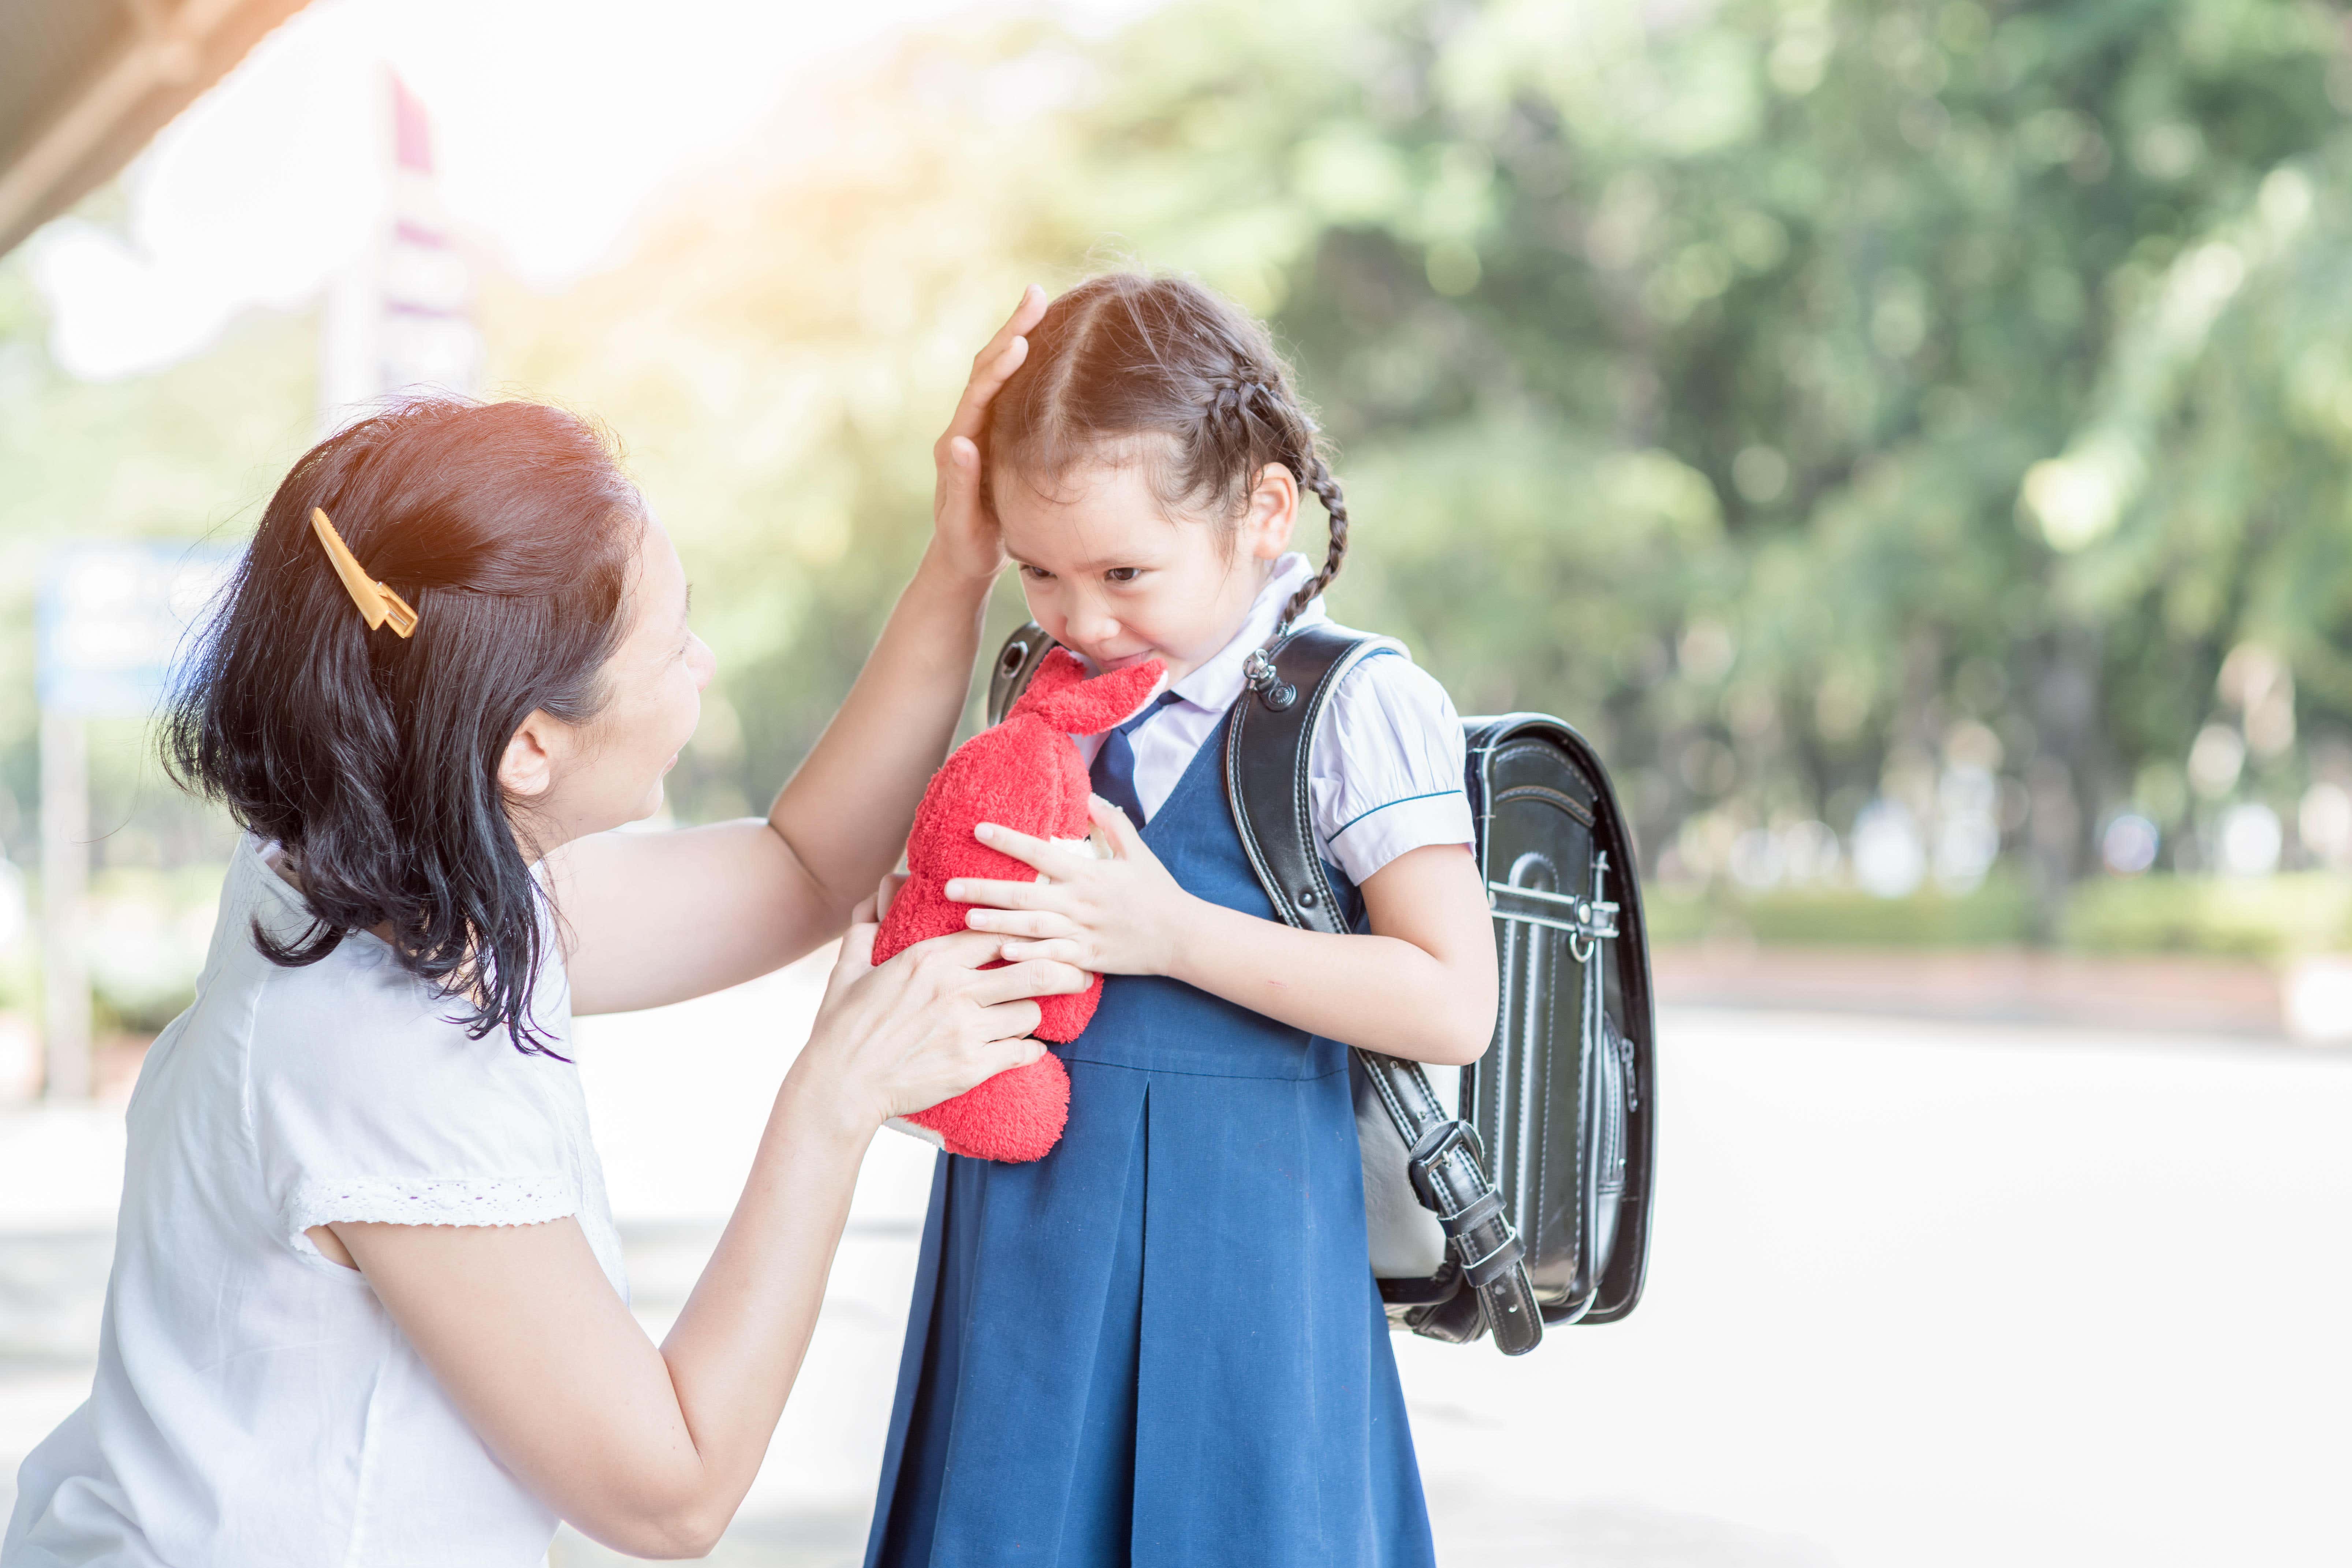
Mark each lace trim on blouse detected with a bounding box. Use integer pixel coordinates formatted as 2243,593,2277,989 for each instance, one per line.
286,1173,578,1254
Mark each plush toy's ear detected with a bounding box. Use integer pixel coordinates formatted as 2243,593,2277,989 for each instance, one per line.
1010,647,1089,711
1010,650,1167,736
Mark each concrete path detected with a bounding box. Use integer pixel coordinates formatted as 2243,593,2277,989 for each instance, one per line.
5,959,2350,1565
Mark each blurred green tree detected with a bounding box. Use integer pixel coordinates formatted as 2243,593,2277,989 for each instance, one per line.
12,0,2352,943
1041,0,2351,927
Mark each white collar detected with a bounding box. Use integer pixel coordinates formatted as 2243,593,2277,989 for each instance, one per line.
1165,551,1326,714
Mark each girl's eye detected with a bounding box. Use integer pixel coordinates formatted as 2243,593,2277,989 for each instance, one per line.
1021,565,1054,581
1104,567,1141,583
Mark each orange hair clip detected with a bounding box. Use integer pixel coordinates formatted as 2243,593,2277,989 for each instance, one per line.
310,507,418,638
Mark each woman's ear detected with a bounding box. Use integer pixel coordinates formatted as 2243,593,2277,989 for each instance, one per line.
498,712,561,800
1238,463,1300,562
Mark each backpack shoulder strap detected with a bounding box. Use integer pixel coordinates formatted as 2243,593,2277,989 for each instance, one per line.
987,622,1062,728
1221,624,1398,927
1222,625,1544,1357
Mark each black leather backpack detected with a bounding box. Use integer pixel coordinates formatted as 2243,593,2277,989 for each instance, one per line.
988,622,1656,1357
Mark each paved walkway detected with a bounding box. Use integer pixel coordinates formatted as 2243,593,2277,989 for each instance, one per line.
5,961,2351,1565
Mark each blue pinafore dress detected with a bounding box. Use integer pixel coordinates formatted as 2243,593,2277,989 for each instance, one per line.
864,701,1436,1568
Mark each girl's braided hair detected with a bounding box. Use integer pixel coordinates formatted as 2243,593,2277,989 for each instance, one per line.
984,273,1347,631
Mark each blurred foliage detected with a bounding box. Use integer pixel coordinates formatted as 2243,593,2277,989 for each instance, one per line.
1655,869,2352,957
2062,868,2352,956
11,0,2352,958
0,943,31,1020
1650,874,2034,946
80,863,226,1032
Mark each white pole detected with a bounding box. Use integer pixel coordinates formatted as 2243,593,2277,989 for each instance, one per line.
39,707,90,1101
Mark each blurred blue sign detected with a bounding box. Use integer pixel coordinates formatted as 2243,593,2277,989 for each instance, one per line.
37,543,239,719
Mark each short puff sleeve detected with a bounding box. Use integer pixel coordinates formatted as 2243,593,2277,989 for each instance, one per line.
1307,648,1477,886
246,936,584,1263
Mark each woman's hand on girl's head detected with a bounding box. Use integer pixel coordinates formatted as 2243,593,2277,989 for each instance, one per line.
929,284,1050,585
798,917,1083,1129
948,796,1198,978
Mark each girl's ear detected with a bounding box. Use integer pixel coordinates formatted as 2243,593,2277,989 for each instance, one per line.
1238,463,1300,562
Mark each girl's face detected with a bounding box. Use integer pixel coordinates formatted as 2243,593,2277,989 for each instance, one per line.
503,516,715,848
995,454,1297,688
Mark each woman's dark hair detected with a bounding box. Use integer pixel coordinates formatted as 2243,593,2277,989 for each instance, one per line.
163,397,646,1055
985,273,1348,630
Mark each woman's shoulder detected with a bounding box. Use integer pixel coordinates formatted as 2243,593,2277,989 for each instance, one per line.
245,946,567,1111
120,841,584,1260
233,841,530,1066
224,837,582,1172
241,967,585,1243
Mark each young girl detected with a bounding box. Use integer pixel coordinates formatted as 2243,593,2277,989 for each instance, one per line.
864,275,1501,1568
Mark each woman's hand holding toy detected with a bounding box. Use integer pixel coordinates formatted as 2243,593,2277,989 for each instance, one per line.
951,796,1201,977
804,917,1085,1133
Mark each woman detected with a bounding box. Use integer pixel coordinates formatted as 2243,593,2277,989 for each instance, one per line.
2,291,1072,1565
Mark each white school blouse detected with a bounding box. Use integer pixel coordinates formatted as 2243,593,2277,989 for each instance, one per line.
1075,551,1477,882
3,837,624,1568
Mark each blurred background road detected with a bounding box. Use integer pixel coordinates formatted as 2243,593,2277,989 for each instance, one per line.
8,963,2348,1566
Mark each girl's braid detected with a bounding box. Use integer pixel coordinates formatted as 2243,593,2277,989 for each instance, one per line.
1220,376,1348,632
1287,450,1349,630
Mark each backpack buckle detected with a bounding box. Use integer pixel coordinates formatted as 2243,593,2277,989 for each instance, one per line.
1242,648,1297,711
1486,881,1619,961
1443,1193,1526,1286
1405,1126,1527,1287
1485,851,1620,959
1404,1117,1489,1215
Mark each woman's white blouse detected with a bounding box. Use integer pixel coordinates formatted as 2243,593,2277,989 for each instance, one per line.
3,837,624,1568
1076,551,1476,886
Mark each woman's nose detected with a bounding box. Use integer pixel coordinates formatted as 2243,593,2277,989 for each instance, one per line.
688,635,716,691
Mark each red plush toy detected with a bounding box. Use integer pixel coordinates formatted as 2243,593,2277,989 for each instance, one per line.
879,649,1165,1162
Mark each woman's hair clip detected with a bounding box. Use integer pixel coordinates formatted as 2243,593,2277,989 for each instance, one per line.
310,507,418,638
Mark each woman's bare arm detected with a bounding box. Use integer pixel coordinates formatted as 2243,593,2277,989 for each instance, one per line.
551,287,1049,1017
331,921,1082,1558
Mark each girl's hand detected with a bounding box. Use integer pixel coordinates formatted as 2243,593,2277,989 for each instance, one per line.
947,796,1200,977
795,916,1085,1129
929,284,1049,584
